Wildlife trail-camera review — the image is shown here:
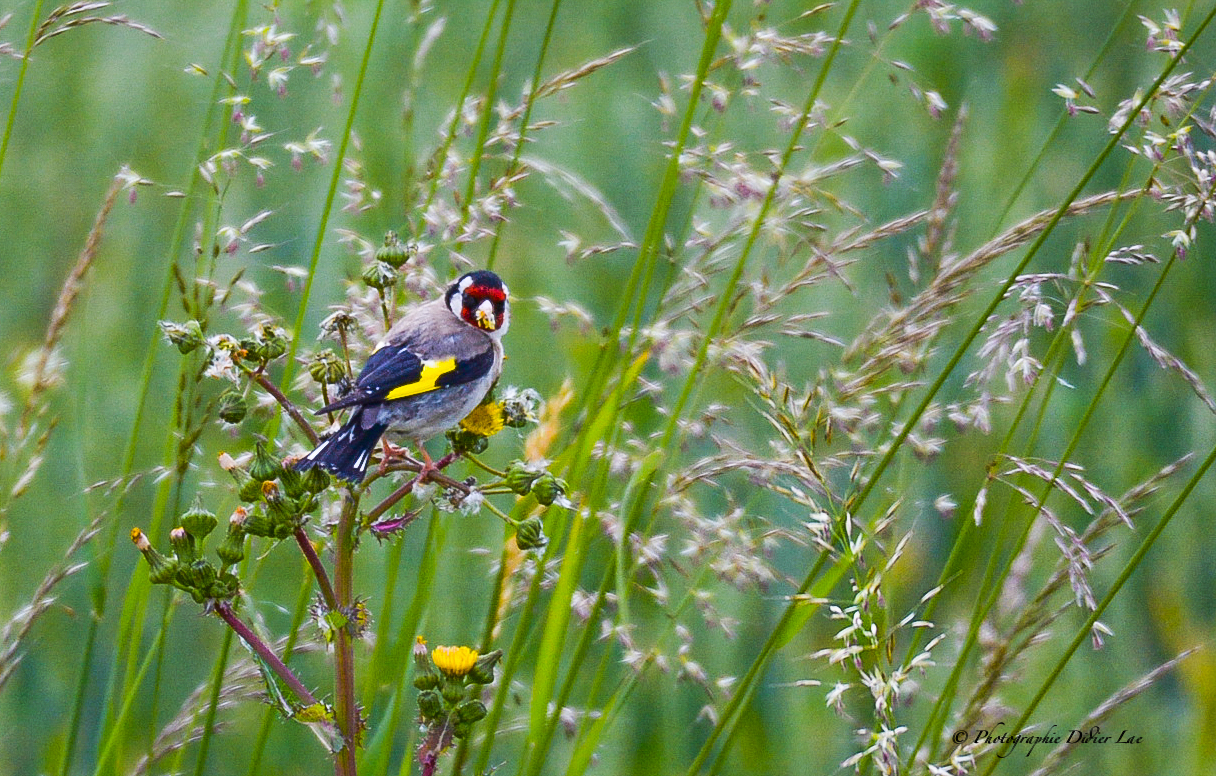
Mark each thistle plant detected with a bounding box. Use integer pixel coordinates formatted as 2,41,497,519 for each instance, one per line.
134,235,560,772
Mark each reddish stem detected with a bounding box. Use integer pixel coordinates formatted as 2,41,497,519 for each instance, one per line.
294,527,338,613
213,602,319,707
333,495,360,776
253,372,321,446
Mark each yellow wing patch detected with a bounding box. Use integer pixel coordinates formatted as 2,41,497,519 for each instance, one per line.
384,357,457,400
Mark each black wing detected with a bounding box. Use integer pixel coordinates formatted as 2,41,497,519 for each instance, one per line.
316,341,495,413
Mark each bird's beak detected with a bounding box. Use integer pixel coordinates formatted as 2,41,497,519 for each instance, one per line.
475,308,495,330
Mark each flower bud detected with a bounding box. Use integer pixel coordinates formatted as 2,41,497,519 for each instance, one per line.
504,461,541,495
180,496,218,540
216,513,247,567
531,473,568,506
217,388,248,424
250,442,283,482
177,559,217,595
413,637,439,689
173,556,204,585
240,478,264,503
417,689,443,720
441,679,466,705
375,230,412,268
131,527,179,585
240,506,276,538
362,260,398,291
254,323,288,361
209,570,241,601
301,465,331,494
237,337,260,365
169,526,196,562
468,649,503,685
514,516,547,551
453,699,487,724
279,465,305,499
446,427,489,455
160,319,204,354
307,350,347,385
219,452,263,503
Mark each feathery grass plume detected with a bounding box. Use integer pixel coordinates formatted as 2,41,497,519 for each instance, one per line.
129,635,326,776
0,510,104,691
32,2,161,47
1025,648,1198,776
6,2,1216,776
0,170,125,543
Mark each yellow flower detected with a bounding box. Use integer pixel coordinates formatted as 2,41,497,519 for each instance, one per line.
431,645,479,677
460,402,505,437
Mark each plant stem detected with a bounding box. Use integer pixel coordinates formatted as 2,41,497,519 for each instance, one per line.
213,602,318,707
463,453,506,478
333,494,360,776
294,527,338,613
253,372,320,446
0,0,45,185
276,0,389,440
364,476,424,524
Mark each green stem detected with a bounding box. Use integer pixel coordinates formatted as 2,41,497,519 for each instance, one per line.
486,0,563,270
191,626,235,776
279,0,389,431
980,440,1216,772
455,0,518,250
421,0,502,218
849,0,1214,524
0,0,45,185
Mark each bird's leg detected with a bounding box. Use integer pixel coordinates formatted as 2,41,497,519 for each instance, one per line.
416,445,438,482
382,438,408,458
378,438,409,476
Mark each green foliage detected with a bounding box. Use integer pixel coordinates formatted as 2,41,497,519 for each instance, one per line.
4,2,1216,776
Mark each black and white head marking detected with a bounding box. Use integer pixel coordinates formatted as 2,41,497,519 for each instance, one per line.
445,270,510,335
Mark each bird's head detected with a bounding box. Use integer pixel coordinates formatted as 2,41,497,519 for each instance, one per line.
446,270,510,337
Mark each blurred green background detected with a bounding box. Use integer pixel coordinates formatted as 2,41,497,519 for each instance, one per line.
2,1,1216,774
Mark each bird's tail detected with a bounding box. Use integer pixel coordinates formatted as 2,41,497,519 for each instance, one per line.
294,409,386,483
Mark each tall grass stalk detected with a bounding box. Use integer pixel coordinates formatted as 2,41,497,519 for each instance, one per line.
0,0,45,184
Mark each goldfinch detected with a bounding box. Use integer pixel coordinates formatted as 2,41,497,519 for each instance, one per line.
295,269,509,482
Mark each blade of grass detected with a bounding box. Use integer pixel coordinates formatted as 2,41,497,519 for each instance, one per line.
81,3,248,771
912,73,1215,766
277,0,389,435
567,0,733,435
245,567,317,776
915,236,1192,766
523,351,651,741
0,0,45,184
418,0,502,226
360,515,446,776
849,0,1213,537
454,0,518,251
190,627,235,776
485,0,564,270
93,598,174,776
989,0,1145,233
